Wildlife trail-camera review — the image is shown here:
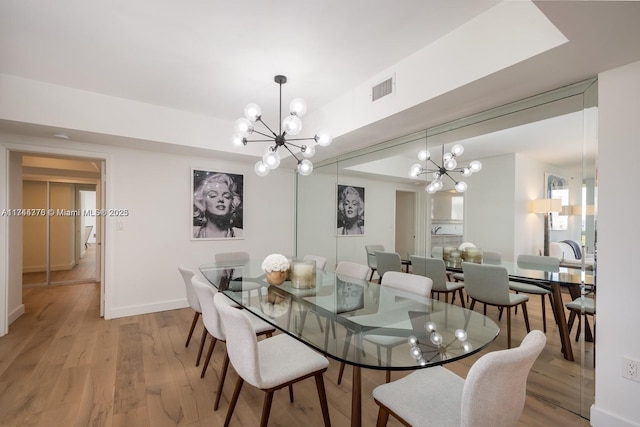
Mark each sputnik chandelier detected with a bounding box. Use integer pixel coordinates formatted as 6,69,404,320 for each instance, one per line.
409,144,482,194
408,322,472,364
231,75,333,176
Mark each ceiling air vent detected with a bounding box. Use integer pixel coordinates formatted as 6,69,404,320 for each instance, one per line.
371,76,394,102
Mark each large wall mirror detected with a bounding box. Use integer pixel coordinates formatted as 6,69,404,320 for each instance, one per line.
296,78,597,419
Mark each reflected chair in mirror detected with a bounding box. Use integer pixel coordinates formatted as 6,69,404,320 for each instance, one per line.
566,294,596,342
191,276,275,410
365,244,385,281
214,251,262,300
178,265,205,366
214,293,332,427
411,255,465,307
462,262,531,348
511,255,557,332
482,251,502,265
337,271,433,384
374,251,402,284
431,246,444,259
303,254,328,270
215,251,250,264
300,261,371,354
372,330,546,427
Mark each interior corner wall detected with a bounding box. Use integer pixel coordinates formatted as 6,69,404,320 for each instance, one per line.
591,59,640,427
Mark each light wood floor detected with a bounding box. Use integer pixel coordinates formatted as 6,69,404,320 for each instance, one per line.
0,282,592,427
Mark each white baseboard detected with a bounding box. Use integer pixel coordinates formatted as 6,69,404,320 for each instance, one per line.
105,298,188,319
591,405,640,427
8,304,25,325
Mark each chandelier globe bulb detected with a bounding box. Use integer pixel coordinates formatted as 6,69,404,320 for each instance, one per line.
315,129,333,146
233,118,253,136
297,159,313,175
455,181,468,193
254,161,270,176
263,150,281,170
301,144,315,158
451,144,464,156
444,158,457,171
243,103,262,121
289,98,307,117
231,133,245,147
282,115,302,135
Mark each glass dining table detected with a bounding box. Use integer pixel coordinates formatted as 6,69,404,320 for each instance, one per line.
446,259,595,362
200,260,500,427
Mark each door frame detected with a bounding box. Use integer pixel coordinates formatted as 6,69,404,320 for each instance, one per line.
1,142,111,337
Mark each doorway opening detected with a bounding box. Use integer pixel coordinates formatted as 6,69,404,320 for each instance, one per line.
20,155,102,287
395,191,416,260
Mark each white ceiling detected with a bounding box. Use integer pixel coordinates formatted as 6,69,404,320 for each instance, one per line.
1,1,640,168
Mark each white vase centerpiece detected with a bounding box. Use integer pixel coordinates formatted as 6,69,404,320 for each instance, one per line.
261,254,290,286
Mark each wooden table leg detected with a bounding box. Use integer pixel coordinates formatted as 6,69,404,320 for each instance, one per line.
551,283,574,361
351,365,361,427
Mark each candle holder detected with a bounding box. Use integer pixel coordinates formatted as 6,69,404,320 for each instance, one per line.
290,259,316,289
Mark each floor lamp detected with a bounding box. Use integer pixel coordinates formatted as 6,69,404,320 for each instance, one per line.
530,198,562,256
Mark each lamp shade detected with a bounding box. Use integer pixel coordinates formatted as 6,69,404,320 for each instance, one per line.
529,198,562,213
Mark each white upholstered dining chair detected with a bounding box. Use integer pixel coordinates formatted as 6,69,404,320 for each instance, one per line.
365,244,385,281
213,293,332,427
178,265,205,365
191,276,275,410
372,330,546,427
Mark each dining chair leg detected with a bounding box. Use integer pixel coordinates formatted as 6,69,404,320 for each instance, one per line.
214,352,230,410
260,391,275,427
337,331,353,384
185,312,200,347
314,374,332,427
196,327,208,366
224,377,244,427
289,385,294,402
540,294,547,333
458,288,466,308
201,336,218,378
522,302,531,332
375,405,391,427
507,307,512,349
385,370,391,383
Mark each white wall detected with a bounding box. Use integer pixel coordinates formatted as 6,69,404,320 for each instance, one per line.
591,60,640,426
0,135,296,322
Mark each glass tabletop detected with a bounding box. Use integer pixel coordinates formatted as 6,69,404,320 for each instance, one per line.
448,260,594,288
200,260,500,371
